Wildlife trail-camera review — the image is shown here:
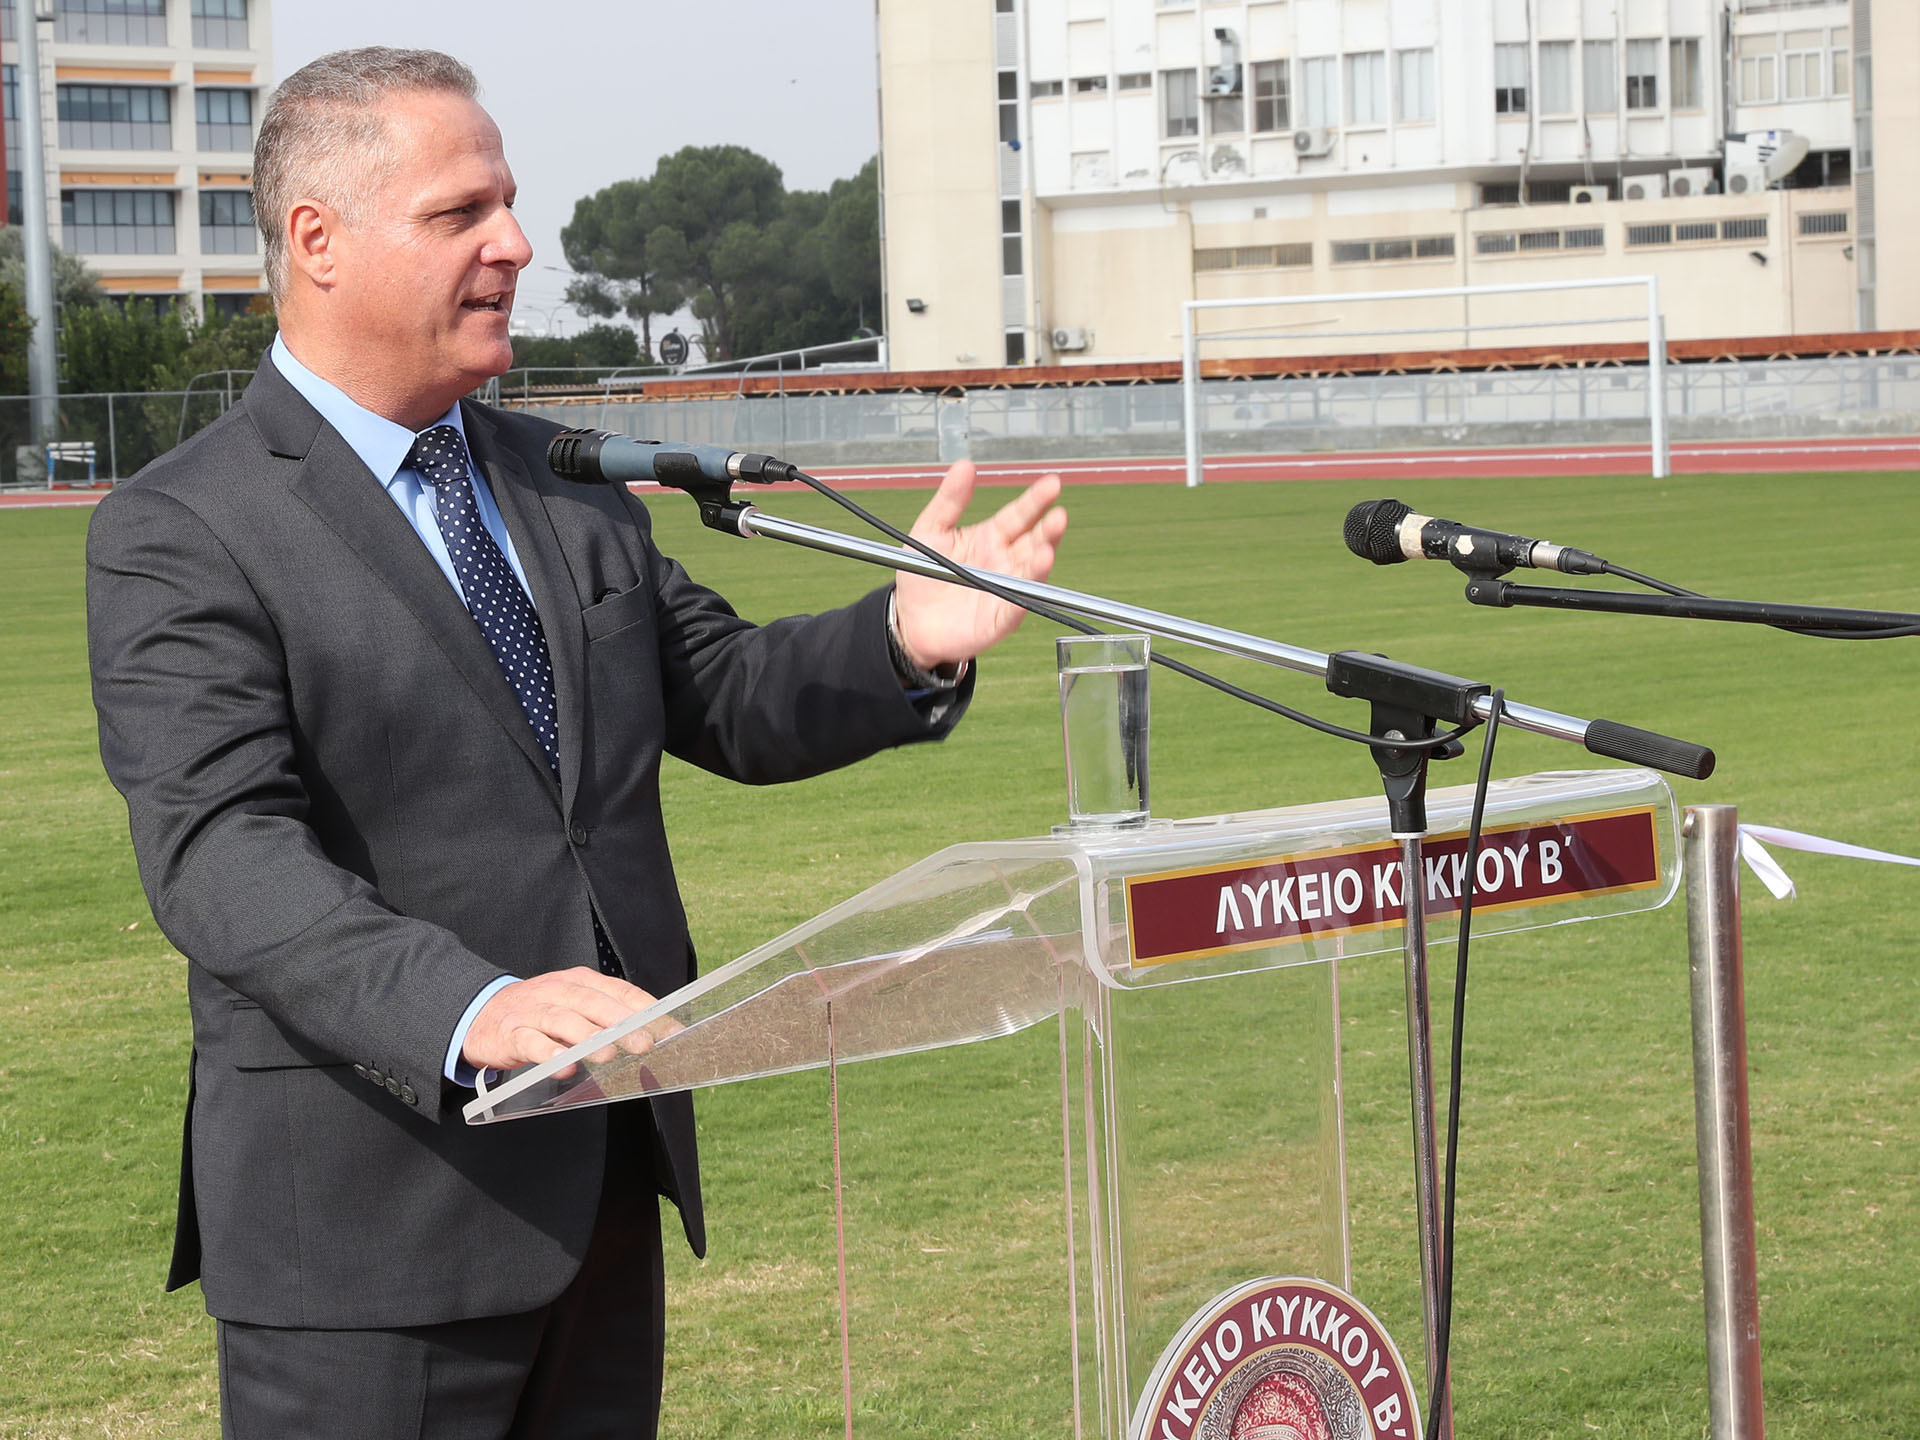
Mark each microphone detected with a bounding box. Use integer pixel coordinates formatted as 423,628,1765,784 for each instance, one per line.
1343,498,1608,577
546,429,798,488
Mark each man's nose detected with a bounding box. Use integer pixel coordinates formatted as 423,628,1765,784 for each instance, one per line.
489,208,533,270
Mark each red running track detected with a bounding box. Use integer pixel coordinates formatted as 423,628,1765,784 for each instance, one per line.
7,435,1917,509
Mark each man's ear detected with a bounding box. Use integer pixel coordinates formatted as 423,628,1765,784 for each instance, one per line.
285,198,340,287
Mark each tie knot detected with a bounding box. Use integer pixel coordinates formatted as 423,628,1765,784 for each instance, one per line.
406,425,470,487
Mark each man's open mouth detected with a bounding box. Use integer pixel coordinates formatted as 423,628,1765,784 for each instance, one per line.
465,296,508,312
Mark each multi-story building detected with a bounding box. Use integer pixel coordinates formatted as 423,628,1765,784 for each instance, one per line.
878,0,1896,371
3,0,271,318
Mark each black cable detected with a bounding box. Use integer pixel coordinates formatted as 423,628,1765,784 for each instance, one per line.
785,467,1479,753
1423,690,1504,1440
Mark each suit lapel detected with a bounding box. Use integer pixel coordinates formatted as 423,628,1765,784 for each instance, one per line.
464,402,587,812
249,365,561,797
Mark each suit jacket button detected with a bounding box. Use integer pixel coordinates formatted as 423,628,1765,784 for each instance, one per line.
569,821,589,846
399,1085,418,1106
386,1076,402,1096
353,1064,370,1080
368,1067,386,1086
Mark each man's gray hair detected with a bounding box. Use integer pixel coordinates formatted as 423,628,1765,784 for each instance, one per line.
254,47,478,302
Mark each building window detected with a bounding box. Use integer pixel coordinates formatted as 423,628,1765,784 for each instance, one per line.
1782,29,1824,99
1301,56,1336,128
1800,211,1849,236
1004,330,1025,366
1830,28,1850,96
1494,44,1528,114
62,188,177,254
1073,75,1108,94
57,85,172,151
1625,39,1660,110
1736,34,1776,103
1396,49,1434,123
1538,42,1573,114
1030,79,1063,98
1625,222,1673,247
191,0,248,49
1670,38,1702,109
195,88,253,151
1207,93,1244,135
1252,60,1290,131
1676,220,1717,243
1584,40,1616,113
199,189,256,253
1722,217,1768,242
207,291,259,320
1118,73,1152,92
55,0,167,45
1001,198,1023,276
997,70,1019,144
1194,243,1312,271
1162,69,1199,138
1344,51,1385,126
1333,234,1453,264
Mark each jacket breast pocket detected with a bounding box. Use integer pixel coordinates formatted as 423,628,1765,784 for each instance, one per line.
582,584,655,643
227,1003,346,1072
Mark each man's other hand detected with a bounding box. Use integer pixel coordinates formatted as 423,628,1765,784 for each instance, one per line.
461,968,661,1075
892,461,1068,671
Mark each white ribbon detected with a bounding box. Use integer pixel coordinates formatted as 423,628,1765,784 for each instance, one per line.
1736,823,1920,901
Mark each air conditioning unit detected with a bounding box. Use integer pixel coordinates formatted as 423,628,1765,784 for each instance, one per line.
1725,166,1770,195
1051,326,1090,352
1570,184,1609,204
1293,127,1336,158
1623,173,1668,201
1668,167,1718,197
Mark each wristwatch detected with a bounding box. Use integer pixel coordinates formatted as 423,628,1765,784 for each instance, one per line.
886,589,967,691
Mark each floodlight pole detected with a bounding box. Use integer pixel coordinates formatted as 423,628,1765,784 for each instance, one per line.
13,0,60,446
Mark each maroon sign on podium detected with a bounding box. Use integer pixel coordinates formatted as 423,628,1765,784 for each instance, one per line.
1124,806,1661,969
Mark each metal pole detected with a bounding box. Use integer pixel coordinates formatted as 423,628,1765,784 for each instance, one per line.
1648,278,1671,479
1181,302,1202,488
106,390,117,481
14,0,60,443
1682,805,1765,1440
734,506,1628,753
1399,834,1452,1440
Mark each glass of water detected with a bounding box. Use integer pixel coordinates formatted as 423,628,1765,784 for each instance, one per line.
1057,633,1151,828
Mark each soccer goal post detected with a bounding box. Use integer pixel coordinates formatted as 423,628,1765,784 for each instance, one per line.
1179,275,1669,487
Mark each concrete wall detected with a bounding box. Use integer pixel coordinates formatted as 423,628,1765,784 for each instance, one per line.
878,2,1007,371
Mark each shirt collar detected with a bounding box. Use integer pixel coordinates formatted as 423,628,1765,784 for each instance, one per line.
269,334,468,488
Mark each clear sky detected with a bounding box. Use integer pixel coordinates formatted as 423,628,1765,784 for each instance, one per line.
273,1,883,335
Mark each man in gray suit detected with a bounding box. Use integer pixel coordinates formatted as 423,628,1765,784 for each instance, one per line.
87,47,1066,1438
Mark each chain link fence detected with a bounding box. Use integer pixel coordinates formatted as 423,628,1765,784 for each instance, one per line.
6,353,1919,489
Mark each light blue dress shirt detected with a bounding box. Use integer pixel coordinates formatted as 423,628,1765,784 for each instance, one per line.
269,337,521,1084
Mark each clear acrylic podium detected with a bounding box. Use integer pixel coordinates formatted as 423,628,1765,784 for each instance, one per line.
468,767,1679,1439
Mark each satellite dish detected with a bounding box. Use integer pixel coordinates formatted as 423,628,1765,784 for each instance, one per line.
1725,129,1812,182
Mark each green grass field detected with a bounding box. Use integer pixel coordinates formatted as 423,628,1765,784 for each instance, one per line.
2,469,1916,1438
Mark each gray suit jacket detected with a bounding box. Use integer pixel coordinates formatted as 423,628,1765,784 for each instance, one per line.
87,358,969,1329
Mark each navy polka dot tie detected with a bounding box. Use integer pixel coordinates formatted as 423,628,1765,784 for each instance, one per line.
407,425,624,977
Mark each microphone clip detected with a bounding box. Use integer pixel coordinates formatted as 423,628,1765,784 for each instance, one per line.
1327,652,1489,835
